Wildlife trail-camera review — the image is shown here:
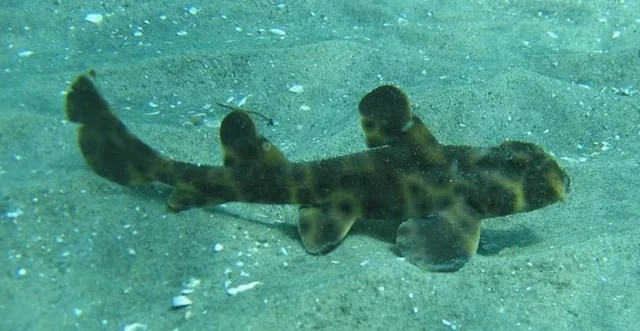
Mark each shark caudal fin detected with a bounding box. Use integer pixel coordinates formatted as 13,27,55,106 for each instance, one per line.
65,74,168,186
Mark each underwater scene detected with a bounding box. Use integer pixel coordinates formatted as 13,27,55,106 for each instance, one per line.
1,1,639,330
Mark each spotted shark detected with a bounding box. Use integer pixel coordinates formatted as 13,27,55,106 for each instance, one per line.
65,74,569,272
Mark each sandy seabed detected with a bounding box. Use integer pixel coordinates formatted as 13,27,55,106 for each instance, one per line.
1,1,639,330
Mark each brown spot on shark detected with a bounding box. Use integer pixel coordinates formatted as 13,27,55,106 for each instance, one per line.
65,74,569,272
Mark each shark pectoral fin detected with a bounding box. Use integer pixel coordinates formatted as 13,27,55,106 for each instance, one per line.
65,74,167,186
219,110,287,169
297,206,359,254
396,205,481,272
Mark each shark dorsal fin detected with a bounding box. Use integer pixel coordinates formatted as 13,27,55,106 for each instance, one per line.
358,85,438,148
219,110,287,169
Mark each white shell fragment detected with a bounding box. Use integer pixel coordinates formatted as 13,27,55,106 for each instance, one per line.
171,295,193,309
226,281,262,296
237,95,250,107
84,13,104,24
269,28,286,36
5,207,23,218
184,277,201,288
16,268,27,277
289,85,304,93
188,113,206,126
123,323,148,331
187,6,199,15
213,243,224,252
18,50,34,57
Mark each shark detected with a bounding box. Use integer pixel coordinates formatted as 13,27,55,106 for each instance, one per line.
65,74,569,272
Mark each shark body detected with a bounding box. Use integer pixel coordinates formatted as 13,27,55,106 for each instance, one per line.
65,74,569,272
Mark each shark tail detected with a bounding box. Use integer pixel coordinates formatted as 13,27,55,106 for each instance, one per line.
65,74,171,187
65,74,292,212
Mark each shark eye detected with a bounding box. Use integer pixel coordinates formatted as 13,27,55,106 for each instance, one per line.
408,182,422,196
362,119,375,131
338,200,353,215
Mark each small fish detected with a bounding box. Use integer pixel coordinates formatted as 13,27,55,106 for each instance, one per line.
65,74,569,272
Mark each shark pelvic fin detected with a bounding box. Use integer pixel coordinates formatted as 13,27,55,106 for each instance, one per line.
297,190,363,254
